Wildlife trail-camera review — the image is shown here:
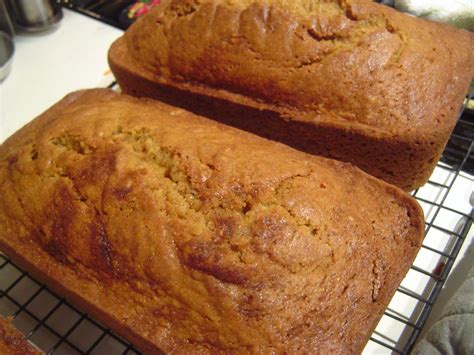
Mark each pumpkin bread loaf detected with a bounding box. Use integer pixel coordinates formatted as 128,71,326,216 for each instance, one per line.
0,89,424,353
109,0,474,191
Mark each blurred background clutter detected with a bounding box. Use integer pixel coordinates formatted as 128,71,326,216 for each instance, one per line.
57,0,473,31
60,0,160,29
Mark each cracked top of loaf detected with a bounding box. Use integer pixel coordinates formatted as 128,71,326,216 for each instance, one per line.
0,89,424,353
120,0,473,137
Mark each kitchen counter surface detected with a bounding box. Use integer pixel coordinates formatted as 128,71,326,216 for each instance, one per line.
0,7,472,355
0,8,122,142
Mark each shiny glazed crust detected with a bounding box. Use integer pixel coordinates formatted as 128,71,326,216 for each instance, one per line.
0,317,42,355
0,89,424,353
108,0,474,191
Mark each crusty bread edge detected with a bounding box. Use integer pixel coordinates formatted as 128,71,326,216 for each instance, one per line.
0,89,425,353
108,37,452,191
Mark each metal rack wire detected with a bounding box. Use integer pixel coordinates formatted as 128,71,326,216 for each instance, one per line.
1,91,473,354
367,94,474,354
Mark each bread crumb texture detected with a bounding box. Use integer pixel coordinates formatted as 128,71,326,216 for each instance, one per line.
0,90,424,353
125,0,473,134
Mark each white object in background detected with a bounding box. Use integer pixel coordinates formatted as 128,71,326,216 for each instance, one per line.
395,0,474,30
0,8,122,143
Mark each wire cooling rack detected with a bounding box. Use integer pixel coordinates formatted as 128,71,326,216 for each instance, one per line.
1,90,473,354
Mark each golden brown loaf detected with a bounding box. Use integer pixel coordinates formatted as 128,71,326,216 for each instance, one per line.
109,0,474,191
0,89,424,353
0,317,42,355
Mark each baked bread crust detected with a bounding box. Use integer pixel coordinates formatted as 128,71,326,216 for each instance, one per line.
0,317,42,355
0,89,424,353
109,0,474,191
